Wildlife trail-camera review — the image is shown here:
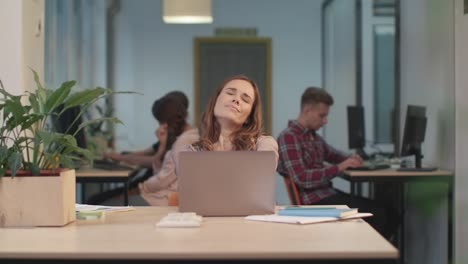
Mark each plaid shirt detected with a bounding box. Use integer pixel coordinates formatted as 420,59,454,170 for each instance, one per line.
277,120,349,204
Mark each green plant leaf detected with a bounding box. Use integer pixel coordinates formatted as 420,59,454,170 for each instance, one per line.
0,168,5,177
41,153,59,169
101,87,141,96
31,69,44,91
64,88,107,109
20,114,41,131
3,98,27,126
12,136,32,148
0,81,19,99
31,70,48,114
8,151,22,177
0,145,8,162
61,134,79,147
45,80,75,113
59,155,75,169
28,91,41,113
28,163,40,176
78,117,124,133
31,134,40,165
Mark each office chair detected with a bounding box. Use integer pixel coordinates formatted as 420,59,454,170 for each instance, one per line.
282,175,302,205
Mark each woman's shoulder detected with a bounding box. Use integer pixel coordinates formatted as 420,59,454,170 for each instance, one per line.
256,135,277,143
256,135,278,151
256,135,279,166
179,127,200,139
173,142,198,157
170,142,198,175
173,128,200,149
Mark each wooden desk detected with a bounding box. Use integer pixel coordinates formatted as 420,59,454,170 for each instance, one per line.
0,206,398,263
76,168,133,206
342,168,453,264
343,168,452,182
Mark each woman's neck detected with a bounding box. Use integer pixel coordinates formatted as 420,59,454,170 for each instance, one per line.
214,119,239,151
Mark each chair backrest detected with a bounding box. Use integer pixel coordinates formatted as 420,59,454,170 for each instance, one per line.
282,175,302,205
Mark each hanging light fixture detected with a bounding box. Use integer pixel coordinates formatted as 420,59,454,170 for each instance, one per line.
163,0,213,24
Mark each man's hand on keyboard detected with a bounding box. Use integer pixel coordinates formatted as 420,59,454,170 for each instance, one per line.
351,154,364,164
338,156,364,172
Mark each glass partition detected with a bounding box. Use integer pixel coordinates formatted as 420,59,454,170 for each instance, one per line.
322,0,399,156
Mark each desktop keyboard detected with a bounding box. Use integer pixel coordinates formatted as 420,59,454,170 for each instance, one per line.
156,212,203,227
347,164,391,171
93,159,134,171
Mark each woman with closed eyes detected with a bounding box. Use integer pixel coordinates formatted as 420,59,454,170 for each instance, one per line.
175,75,278,168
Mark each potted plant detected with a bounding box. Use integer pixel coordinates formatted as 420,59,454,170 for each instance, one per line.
0,70,125,227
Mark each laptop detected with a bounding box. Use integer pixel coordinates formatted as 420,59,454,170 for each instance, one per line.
178,151,277,216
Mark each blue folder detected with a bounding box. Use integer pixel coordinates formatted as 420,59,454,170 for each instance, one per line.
277,208,358,217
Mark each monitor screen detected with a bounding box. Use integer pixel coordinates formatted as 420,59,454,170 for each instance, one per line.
347,106,369,159
347,106,365,149
400,105,427,168
53,105,87,149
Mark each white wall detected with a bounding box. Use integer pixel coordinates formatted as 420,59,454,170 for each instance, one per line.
22,0,45,93
400,0,455,263
0,0,44,94
0,0,44,95
454,0,468,262
0,0,23,94
113,0,323,151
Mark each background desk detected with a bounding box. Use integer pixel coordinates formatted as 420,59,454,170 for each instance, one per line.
342,169,453,264
0,206,398,263
76,168,133,205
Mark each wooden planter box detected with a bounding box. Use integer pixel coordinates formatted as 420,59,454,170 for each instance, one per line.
0,169,76,227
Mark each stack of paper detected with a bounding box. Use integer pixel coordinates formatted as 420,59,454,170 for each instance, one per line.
245,206,372,225
75,204,135,213
75,204,135,220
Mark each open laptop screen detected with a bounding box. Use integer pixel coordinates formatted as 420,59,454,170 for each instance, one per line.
178,151,276,216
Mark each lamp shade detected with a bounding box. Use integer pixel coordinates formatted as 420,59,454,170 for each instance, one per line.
163,0,213,24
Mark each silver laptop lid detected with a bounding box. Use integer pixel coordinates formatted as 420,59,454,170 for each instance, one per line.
178,151,276,216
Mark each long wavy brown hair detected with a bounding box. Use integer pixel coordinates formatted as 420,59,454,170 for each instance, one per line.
193,75,263,151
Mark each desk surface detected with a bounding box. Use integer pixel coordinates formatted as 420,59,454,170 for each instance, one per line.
75,167,132,178
344,168,452,178
0,206,398,261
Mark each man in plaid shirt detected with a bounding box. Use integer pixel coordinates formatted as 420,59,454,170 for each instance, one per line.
277,87,398,239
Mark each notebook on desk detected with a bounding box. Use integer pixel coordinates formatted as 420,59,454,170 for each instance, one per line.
178,151,277,216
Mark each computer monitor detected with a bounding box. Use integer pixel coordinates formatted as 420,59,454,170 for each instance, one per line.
400,105,436,171
347,106,368,159
53,105,87,149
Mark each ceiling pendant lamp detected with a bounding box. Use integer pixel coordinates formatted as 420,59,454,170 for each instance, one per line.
163,0,213,24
